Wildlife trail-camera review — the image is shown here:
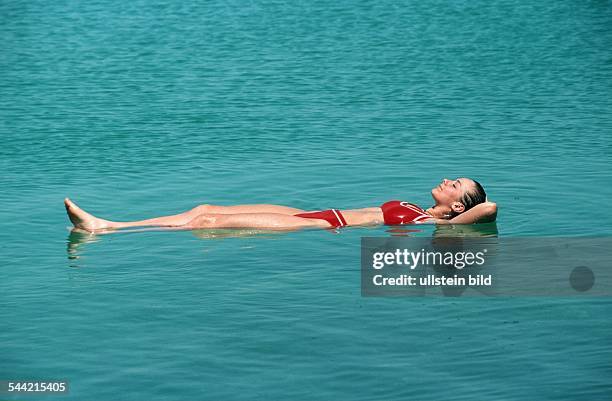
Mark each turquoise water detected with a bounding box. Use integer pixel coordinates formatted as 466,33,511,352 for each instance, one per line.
2,1,612,400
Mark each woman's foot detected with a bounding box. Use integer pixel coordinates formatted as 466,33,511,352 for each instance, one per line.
64,198,113,232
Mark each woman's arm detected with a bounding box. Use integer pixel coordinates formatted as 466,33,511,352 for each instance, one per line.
432,202,497,225
451,202,497,224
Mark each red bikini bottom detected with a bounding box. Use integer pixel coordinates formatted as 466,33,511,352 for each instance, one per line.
294,209,347,228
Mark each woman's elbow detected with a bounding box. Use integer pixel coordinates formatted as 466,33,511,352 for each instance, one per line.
483,202,497,222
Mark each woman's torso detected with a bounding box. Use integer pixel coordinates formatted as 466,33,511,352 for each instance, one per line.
340,201,432,226
340,208,385,226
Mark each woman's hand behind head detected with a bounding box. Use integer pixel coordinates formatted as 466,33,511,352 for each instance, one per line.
448,201,497,224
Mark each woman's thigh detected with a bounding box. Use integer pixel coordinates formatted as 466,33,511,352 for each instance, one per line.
188,213,329,229
203,204,306,215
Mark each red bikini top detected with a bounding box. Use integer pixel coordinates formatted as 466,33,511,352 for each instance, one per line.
381,201,432,225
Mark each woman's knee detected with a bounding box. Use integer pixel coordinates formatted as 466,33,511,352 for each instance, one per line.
191,204,212,214
187,213,223,228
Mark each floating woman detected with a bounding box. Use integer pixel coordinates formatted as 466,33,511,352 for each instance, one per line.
64,177,497,233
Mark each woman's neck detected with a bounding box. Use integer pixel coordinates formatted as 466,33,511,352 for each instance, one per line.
426,205,451,219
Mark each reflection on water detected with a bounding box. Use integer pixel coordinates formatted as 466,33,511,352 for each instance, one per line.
433,222,499,238
190,228,288,240
66,229,100,260
381,222,498,238
384,227,424,236
65,226,291,262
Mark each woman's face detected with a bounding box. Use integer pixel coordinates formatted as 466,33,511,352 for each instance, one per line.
431,177,476,207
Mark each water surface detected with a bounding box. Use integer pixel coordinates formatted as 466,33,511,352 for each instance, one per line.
2,1,612,400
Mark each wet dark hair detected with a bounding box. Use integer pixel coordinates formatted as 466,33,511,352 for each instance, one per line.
460,180,487,212
446,179,487,218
